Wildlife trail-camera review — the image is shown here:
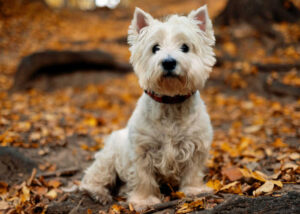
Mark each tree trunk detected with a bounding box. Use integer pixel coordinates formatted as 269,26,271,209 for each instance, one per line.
215,0,300,38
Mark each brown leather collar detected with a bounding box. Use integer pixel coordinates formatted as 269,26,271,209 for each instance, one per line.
145,90,195,104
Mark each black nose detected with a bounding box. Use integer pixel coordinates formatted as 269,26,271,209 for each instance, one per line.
162,58,177,71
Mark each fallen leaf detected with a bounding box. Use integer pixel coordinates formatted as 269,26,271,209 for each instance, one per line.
271,180,283,188
0,182,8,195
290,153,300,160
171,191,185,199
244,125,262,133
176,199,204,214
222,167,243,181
272,138,288,148
20,185,30,202
110,204,122,213
252,171,268,182
253,181,274,196
47,179,61,188
206,179,222,191
45,189,57,200
34,186,48,196
220,181,242,194
0,201,10,210
282,162,299,171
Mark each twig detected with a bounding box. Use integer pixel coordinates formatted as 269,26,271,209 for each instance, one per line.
37,167,80,178
27,168,37,186
58,193,69,202
144,199,183,213
144,193,218,214
69,198,83,214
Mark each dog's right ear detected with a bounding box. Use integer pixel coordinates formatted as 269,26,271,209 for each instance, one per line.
131,7,153,34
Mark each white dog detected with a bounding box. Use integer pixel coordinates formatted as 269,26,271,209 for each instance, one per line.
80,5,216,211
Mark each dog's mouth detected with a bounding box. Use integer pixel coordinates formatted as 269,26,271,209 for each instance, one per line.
157,74,187,91
162,70,180,78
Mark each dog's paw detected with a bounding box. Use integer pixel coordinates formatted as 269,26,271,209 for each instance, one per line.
180,185,213,196
90,191,113,205
80,184,113,205
128,195,161,212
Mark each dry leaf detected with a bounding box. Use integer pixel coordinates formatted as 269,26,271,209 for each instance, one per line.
171,191,185,199
272,138,288,148
0,182,8,195
206,179,222,191
244,125,262,133
282,162,299,171
271,180,283,188
220,181,242,194
20,185,30,202
253,181,274,196
177,199,204,214
109,204,122,214
222,167,243,181
290,153,300,160
45,189,57,200
0,201,10,210
252,171,268,182
47,180,61,188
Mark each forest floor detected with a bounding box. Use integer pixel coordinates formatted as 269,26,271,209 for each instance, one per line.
0,0,300,213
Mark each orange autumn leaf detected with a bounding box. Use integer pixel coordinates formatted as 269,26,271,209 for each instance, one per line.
47,180,62,188
110,204,122,214
171,191,185,199
222,167,243,181
0,182,8,195
220,181,242,194
20,185,30,203
177,199,204,214
83,117,98,127
272,138,288,148
206,179,222,191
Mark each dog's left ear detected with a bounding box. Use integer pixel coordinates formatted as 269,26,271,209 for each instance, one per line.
131,7,153,34
188,5,210,32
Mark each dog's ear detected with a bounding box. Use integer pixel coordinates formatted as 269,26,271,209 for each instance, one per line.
131,7,153,34
188,5,210,32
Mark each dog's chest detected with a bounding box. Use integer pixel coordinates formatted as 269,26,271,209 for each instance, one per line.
149,113,199,180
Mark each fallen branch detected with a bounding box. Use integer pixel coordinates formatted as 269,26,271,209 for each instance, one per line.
37,167,80,178
254,62,300,72
10,50,132,91
265,79,300,97
216,56,300,72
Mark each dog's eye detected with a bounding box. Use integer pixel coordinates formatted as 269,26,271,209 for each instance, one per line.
152,44,160,54
181,44,189,53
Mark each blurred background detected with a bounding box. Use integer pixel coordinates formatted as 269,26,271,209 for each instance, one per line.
0,0,300,213
0,0,299,92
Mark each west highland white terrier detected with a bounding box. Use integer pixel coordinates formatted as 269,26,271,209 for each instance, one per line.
80,5,216,211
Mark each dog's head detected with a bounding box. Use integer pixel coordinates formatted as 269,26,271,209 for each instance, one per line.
128,6,216,96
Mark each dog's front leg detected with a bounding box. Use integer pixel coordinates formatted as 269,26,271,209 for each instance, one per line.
180,151,213,196
127,155,161,211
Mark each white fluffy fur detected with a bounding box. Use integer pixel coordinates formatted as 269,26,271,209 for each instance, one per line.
80,6,216,211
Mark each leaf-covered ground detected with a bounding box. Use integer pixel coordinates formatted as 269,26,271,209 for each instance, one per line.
0,0,299,213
